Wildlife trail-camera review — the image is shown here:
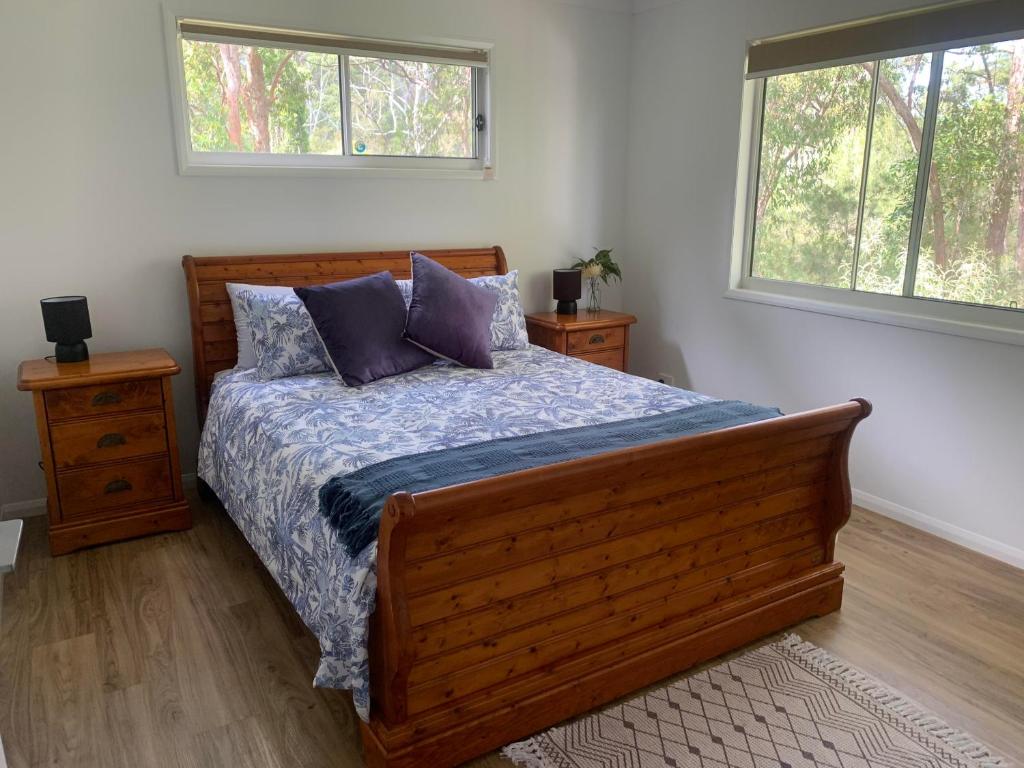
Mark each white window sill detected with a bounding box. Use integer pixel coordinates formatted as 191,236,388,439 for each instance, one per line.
179,153,493,180
724,284,1024,348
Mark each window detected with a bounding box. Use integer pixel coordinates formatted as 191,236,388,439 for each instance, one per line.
749,41,1024,314
734,3,1024,342
168,17,491,174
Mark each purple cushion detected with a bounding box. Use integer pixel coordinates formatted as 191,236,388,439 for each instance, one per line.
294,273,434,386
405,253,499,369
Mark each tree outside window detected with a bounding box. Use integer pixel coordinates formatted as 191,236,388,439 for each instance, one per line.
752,40,1024,311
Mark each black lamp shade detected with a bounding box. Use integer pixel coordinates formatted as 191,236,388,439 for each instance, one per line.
41,296,92,343
557,268,581,313
41,296,92,362
553,269,582,301
553,269,582,315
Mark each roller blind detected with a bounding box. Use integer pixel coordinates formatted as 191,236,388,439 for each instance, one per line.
746,0,1024,79
178,19,490,68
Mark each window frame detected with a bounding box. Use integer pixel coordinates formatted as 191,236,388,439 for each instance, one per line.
728,47,1024,348
163,10,495,179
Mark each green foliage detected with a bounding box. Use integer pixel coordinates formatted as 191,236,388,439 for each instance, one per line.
348,57,473,157
181,42,473,158
572,249,622,285
753,64,871,288
917,247,1022,306
182,40,232,151
753,44,1024,310
182,40,342,155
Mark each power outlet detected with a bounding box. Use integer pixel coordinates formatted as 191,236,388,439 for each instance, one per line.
655,372,676,387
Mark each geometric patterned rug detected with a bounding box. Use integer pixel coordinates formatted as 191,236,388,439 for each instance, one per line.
503,635,1010,768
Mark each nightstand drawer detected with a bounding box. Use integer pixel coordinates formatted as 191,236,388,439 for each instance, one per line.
57,457,173,520
573,348,625,371
567,326,625,354
45,380,163,421
50,412,168,469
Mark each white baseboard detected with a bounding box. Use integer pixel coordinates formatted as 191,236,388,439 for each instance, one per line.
0,498,46,521
853,489,1024,571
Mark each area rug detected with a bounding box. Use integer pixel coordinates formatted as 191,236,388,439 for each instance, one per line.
503,635,1010,768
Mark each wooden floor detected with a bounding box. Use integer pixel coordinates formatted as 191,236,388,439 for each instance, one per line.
1,494,1022,767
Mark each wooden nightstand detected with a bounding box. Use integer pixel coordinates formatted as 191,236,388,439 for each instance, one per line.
17,349,191,556
526,310,637,371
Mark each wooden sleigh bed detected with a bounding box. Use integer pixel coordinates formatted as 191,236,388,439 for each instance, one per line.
183,246,870,768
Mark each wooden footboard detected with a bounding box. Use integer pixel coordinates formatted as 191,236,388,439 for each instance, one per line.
362,399,871,767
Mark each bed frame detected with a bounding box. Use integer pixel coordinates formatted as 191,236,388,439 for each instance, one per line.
182,247,870,768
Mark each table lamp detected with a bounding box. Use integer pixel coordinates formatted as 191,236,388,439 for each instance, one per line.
40,296,92,363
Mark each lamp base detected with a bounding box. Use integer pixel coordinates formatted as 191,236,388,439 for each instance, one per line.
555,300,578,315
54,341,89,363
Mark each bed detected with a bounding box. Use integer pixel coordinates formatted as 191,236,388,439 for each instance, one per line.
183,247,870,768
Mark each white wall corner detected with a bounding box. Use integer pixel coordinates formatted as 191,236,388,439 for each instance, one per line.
853,489,1024,571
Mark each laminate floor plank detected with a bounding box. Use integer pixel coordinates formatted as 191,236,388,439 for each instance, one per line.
0,493,1020,767
102,684,163,768
190,717,287,768
28,633,104,768
210,598,359,767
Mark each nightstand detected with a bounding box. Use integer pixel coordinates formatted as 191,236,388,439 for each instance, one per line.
17,349,191,556
526,310,637,371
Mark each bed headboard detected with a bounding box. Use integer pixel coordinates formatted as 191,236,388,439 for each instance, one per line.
182,246,508,424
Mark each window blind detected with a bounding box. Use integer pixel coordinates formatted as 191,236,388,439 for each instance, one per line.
746,0,1024,79
178,19,489,68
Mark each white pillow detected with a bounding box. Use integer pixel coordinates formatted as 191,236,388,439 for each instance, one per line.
238,289,331,380
472,271,530,351
396,270,529,351
226,283,295,368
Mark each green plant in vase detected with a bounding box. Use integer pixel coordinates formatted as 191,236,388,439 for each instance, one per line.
572,249,621,313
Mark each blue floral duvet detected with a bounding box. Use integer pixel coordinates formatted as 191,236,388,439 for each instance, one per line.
198,345,714,720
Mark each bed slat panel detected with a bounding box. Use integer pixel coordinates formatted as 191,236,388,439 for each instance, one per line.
410,530,823,658
404,434,835,561
409,534,825,685
406,485,826,625
192,254,500,281
406,453,831,592
404,536,825,708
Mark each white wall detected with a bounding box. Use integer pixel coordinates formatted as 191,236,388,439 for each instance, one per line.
0,0,631,511
625,0,1024,565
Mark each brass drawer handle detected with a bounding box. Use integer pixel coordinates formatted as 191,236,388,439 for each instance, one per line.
92,391,122,406
97,433,127,449
104,479,132,495
589,334,606,345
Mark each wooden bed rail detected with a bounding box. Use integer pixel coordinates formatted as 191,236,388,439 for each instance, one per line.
363,398,871,767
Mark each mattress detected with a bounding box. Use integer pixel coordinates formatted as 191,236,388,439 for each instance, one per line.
198,345,714,719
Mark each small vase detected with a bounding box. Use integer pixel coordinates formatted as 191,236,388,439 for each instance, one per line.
587,277,602,313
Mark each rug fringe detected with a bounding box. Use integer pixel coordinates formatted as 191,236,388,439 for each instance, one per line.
779,634,1011,768
502,736,551,768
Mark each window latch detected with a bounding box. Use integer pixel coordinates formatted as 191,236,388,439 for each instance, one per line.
475,114,486,132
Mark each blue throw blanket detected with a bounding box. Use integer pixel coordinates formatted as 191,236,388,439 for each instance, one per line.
320,400,781,556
